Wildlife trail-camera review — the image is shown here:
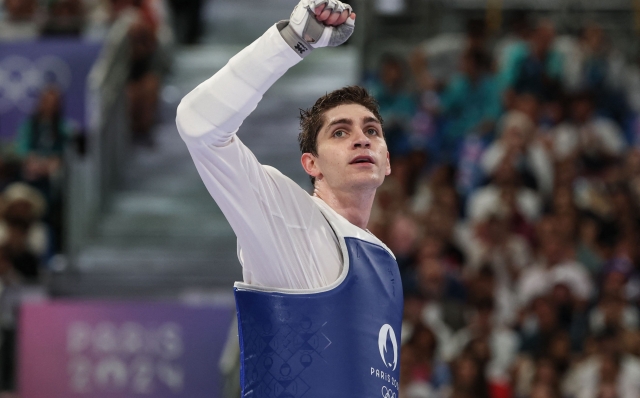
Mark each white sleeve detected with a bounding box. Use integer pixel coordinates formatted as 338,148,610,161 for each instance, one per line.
176,25,343,291
176,24,301,147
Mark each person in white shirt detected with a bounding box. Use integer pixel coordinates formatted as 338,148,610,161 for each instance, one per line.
552,92,626,165
177,0,394,291
176,2,403,396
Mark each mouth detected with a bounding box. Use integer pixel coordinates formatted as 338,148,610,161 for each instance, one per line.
349,155,375,165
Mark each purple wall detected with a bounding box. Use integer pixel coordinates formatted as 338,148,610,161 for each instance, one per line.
18,300,235,398
0,40,102,138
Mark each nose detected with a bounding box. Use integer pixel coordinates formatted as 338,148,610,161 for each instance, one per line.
352,129,371,148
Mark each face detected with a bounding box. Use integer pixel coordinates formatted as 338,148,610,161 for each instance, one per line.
534,22,556,52
301,104,390,193
39,89,61,118
455,357,478,386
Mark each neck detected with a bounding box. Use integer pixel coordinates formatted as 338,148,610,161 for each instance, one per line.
313,183,376,230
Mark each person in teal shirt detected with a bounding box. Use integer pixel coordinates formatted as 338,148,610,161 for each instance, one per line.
440,49,502,153
367,54,417,156
15,86,74,160
13,86,75,254
498,19,563,102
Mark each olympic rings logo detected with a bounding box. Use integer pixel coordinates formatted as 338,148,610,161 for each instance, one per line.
0,55,72,114
381,386,396,398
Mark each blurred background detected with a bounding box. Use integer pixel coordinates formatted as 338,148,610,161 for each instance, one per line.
0,0,640,397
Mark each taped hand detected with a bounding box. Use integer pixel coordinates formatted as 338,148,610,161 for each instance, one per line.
278,0,355,58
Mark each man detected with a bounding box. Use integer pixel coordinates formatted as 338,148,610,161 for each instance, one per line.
176,1,403,396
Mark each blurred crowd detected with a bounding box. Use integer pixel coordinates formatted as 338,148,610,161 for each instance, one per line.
366,14,640,398
0,0,177,146
0,0,185,393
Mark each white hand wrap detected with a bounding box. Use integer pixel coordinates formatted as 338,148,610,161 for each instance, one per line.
278,0,355,58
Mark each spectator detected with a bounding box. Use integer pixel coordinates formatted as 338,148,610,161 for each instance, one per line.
575,213,607,276
569,23,628,124
553,92,626,171
440,48,501,156
481,110,554,197
368,54,417,156
0,183,47,281
519,296,561,357
450,354,489,398
109,0,168,147
444,299,519,387
494,10,532,71
127,18,161,146
589,291,639,334
358,14,640,398
499,19,563,105
15,85,74,252
399,345,433,398
41,0,84,36
467,265,519,328
0,0,39,40
15,86,74,177
600,258,634,299
421,206,466,271
386,213,419,275
568,329,640,398
416,255,466,348
517,216,593,306
411,164,457,216
538,86,568,149
402,293,426,344
369,175,410,242
468,155,542,225
410,18,491,91
465,201,532,293
403,323,451,396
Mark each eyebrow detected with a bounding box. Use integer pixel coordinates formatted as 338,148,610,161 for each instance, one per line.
326,116,382,130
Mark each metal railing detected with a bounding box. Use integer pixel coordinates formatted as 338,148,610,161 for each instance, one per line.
64,13,136,258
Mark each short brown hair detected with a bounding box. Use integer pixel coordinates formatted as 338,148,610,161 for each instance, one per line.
298,86,384,184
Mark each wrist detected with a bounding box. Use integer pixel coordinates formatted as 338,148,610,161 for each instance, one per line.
277,20,313,58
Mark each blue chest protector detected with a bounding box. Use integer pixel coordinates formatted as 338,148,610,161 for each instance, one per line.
234,211,403,398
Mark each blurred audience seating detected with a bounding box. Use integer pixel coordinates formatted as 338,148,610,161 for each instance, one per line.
0,0,175,393
367,12,640,398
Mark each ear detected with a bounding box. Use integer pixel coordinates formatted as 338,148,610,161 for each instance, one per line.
301,153,322,181
385,151,391,176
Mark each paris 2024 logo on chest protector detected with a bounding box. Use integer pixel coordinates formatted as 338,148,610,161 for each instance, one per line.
372,324,399,397
377,324,397,370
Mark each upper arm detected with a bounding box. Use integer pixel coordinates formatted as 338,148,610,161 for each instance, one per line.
186,137,341,289
175,25,302,148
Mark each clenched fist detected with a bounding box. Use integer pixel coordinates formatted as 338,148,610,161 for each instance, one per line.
278,0,356,58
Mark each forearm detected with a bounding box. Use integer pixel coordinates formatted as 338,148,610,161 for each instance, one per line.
176,24,302,147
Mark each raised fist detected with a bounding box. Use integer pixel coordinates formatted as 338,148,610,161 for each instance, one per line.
278,0,355,57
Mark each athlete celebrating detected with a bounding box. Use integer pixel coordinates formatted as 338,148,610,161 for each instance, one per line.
176,1,403,396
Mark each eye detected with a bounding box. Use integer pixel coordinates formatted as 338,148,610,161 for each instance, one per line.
367,128,379,136
333,130,346,138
